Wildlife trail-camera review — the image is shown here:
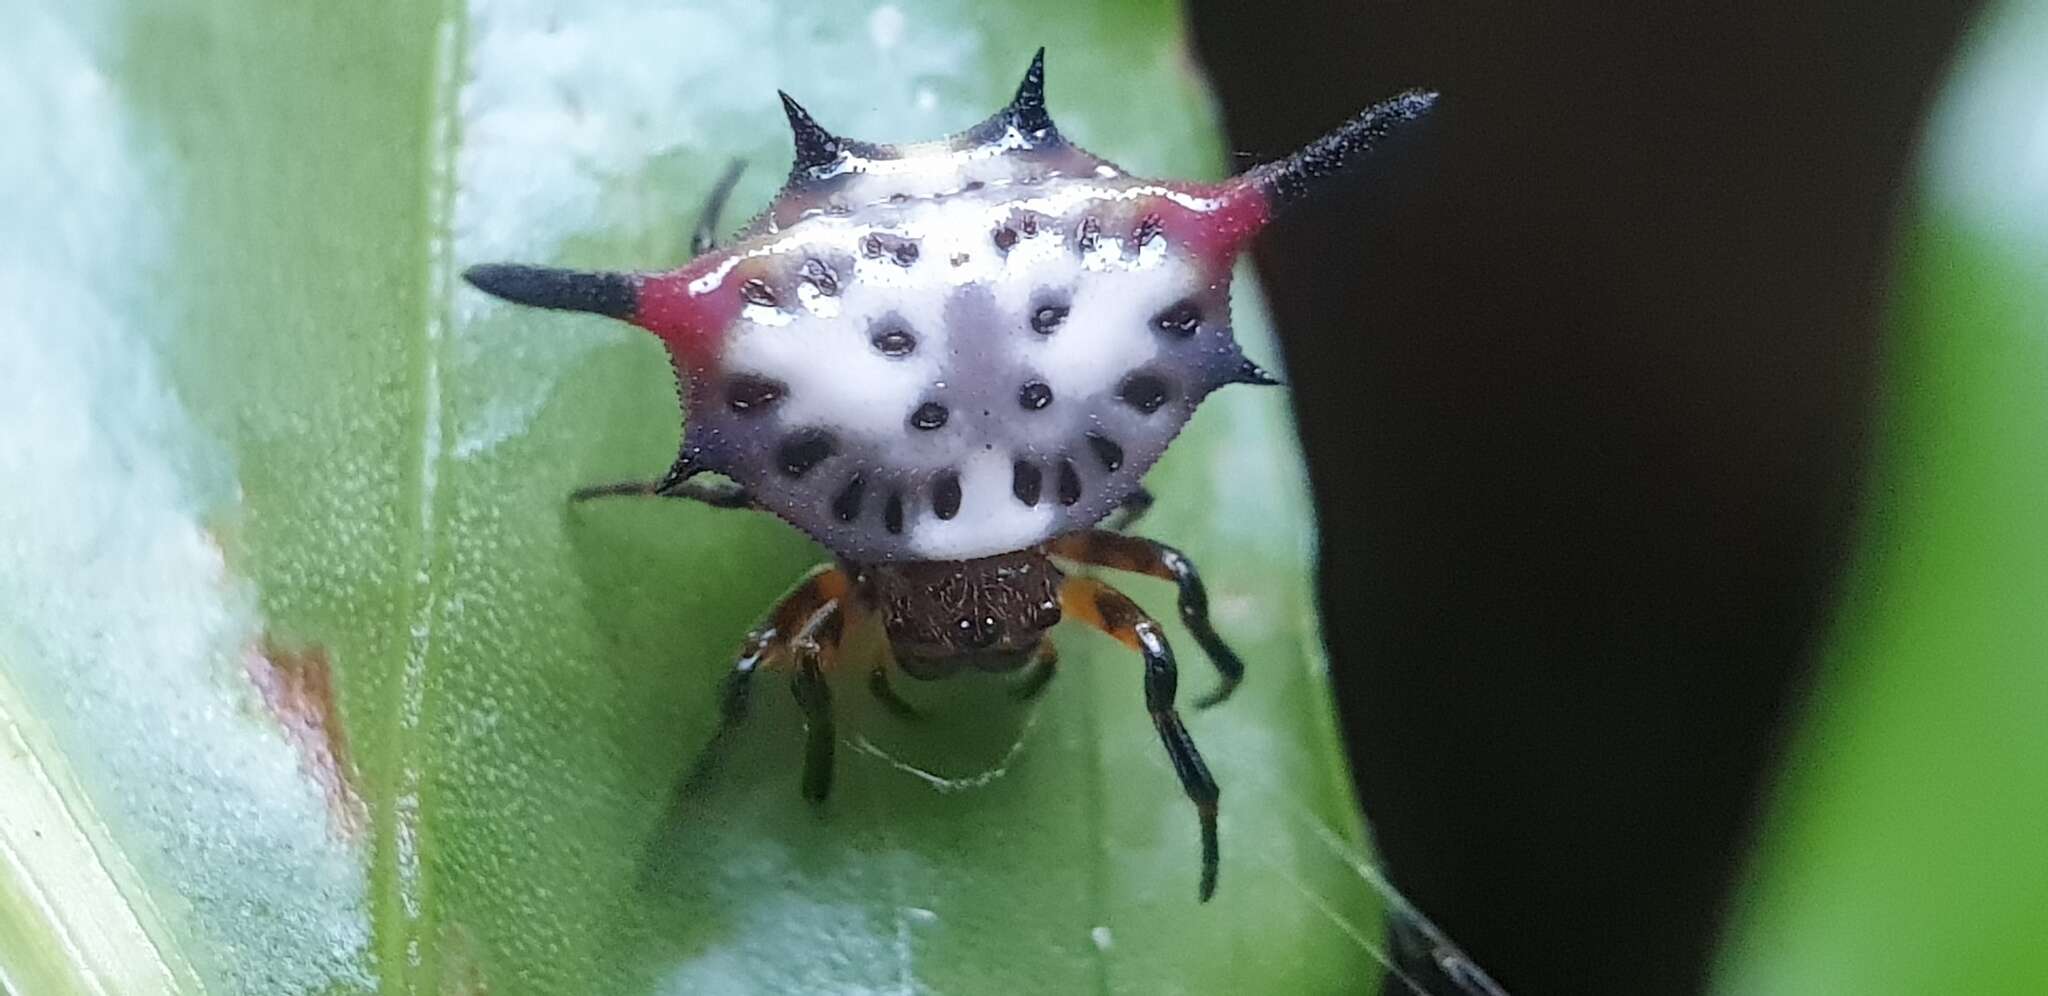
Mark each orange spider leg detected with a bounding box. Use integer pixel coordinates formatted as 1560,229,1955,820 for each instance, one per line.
683,564,851,801
788,598,845,802
1048,530,1246,708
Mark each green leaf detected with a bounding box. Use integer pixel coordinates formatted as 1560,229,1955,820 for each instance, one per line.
1712,1,2048,992
1,1,1431,993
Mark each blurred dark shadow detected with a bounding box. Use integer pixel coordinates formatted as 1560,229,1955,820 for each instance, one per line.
1185,2,1978,993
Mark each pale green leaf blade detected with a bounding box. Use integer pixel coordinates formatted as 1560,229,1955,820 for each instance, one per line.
1,2,1437,993
1713,1,2048,992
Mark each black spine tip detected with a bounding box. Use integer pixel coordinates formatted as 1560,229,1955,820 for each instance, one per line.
463,264,639,320
651,453,703,496
779,90,843,174
1246,88,1439,213
1008,47,1055,139
1232,359,1283,387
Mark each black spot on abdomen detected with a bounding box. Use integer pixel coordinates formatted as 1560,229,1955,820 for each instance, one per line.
1086,432,1124,472
1057,459,1082,505
932,471,962,520
832,474,865,522
777,429,835,478
800,258,840,296
872,325,916,356
1012,460,1042,505
1151,299,1202,337
726,374,785,415
1132,213,1163,247
1075,216,1101,252
861,232,920,267
1118,372,1170,414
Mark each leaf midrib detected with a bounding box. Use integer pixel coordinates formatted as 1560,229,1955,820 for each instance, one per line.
372,6,467,993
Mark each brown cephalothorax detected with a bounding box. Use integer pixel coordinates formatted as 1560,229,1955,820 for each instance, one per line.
858,551,1064,675
463,50,1435,902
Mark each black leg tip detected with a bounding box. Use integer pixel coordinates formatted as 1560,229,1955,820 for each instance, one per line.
868,669,928,720
1194,678,1241,710
1010,661,1059,701
882,698,927,722
1198,803,1220,901
1010,681,1051,702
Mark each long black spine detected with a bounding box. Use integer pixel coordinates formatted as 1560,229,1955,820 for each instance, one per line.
1246,89,1439,214
462,264,640,319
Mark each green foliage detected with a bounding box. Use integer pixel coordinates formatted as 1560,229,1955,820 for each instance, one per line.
0,2,1398,993
1714,1,2048,992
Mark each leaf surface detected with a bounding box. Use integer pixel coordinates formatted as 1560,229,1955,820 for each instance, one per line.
1714,1,2048,992
0,2,1410,993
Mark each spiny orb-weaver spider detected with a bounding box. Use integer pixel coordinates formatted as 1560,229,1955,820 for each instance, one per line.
465,51,1434,901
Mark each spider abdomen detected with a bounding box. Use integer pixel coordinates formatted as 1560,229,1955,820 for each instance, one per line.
465,51,1434,566
686,182,1257,561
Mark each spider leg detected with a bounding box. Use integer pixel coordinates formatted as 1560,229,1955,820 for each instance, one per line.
866,663,924,720
571,155,754,510
565,157,746,513
790,601,843,802
1010,639,1060,701
570,475,755,510
1106,485,1155,533
678,565,847,797
1061,575,1220,902
1049,530,1246,709
690,158,748,256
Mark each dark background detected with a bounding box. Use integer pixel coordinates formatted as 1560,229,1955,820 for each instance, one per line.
1185,2,1979,993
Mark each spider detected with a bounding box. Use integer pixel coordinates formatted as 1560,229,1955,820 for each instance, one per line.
464,51,1435,901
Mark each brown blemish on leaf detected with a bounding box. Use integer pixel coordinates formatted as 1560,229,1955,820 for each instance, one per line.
439,922,492,995
245,640,369,841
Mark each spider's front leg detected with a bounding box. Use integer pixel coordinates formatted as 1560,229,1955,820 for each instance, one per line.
1049,530,1246,708
1061,574,1221,901
788,599,846,803
680,564,849,798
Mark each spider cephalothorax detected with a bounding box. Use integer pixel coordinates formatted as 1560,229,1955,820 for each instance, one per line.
466,51,1434,901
